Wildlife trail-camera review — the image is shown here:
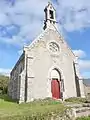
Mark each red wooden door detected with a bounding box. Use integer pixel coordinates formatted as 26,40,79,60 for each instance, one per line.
51,79,60,99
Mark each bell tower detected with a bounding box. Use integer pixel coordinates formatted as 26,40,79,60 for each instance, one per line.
43,2,57,30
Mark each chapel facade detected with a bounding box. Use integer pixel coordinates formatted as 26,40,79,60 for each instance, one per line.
8,2,85,103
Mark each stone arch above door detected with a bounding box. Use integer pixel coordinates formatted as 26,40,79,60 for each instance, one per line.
48,66,64,80
50,68,61,80
47,66,65,100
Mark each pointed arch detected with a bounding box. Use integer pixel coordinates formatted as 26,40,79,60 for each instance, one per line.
47,66,65,100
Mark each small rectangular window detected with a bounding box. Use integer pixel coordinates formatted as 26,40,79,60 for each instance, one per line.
49,10,54,19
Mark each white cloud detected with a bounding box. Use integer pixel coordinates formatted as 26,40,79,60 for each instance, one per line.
78,59,90,71
0,0,90,47
56,0,90,31
0,0,49,47
0,20,42,47
0,68,11,76
73,49,86,58
0,13,8,25
73,49,90,78
0,0,48,26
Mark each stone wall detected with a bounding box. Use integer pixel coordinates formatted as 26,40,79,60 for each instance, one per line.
8,53,25,101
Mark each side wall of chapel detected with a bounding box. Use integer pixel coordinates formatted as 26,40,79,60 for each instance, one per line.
8,54,25,101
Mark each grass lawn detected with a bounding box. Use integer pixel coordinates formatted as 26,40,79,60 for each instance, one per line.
76,117,90,120
0,95,66,120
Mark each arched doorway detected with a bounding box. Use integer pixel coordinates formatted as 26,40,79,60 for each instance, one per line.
50,69,61,99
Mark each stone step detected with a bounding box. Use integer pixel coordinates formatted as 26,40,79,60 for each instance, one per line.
74,107,90,118
64,103,90,118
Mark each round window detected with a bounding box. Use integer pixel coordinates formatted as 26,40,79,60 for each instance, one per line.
49,42,59,52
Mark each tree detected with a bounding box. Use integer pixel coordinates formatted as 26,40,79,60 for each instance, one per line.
0,75,9,94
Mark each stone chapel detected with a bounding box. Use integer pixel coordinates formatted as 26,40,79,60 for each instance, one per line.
8,2,85,103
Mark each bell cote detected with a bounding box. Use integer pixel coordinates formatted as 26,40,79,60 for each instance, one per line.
43,2,57,30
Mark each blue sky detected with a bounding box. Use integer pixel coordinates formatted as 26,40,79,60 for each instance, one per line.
0,0,90,78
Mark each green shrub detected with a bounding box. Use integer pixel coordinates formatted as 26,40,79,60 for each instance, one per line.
65,97,87,103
